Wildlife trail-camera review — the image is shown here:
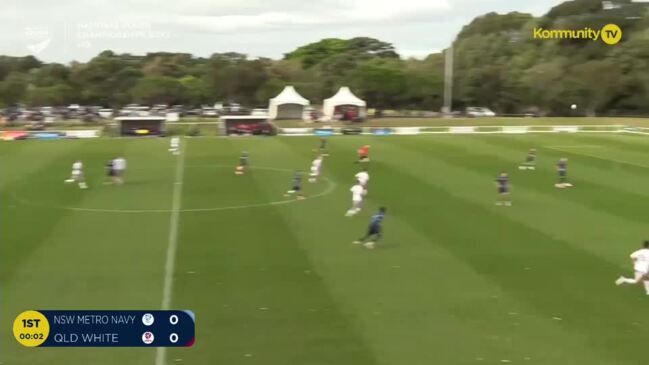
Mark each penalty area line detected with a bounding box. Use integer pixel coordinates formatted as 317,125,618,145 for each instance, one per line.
156,137,186,365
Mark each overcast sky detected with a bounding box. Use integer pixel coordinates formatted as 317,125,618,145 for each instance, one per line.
1,0,564,63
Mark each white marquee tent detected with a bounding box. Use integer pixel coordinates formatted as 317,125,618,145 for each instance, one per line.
322,87,366,120
268,86,310,120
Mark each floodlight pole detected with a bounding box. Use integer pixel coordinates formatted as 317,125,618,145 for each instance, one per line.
442,44,453,117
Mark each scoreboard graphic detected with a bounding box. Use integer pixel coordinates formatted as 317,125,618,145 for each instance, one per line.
13,310,195,347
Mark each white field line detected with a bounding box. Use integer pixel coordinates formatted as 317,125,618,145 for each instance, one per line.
156,137,186,365
545,145,603,149
546,146,649,170
7,165,336,214
622,130,649,136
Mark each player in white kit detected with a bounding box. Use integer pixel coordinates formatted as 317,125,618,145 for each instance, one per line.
112,157,127,185
345,182,365,217
309,155,323,183
615,241,649,295
65,160,88,189
355,168,369,193
169,136,180,155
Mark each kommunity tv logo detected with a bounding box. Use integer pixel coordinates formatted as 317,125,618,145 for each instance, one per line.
533,24,622,45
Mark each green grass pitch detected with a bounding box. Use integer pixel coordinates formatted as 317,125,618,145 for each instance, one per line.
2,133,649,365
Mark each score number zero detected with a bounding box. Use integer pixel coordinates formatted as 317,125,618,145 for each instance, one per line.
169,314,179,344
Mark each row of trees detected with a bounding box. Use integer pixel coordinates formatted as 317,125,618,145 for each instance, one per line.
1,0,649,115
453,0,649,115
0,39,445,112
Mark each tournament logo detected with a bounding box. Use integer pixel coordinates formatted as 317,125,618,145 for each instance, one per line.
24,26,51,55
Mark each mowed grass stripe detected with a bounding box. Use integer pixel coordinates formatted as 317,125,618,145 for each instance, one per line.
0,139,97,191
478,134,649,226
280,137,645,364
371,153,615,364
567,133,649,155
1,140,98,282
428,134,649,224
2,139,171,365
168,138,377,365
382,135,649,282
543,133,649,172
387,135,647,269
272,137,583,364
373,137,649,364
2,140,96,365
3,135,649,365
248,138,381,365
375,135,646,283
482,133,649,193
66,138,177,211
434,133,649,198
432,137,649,223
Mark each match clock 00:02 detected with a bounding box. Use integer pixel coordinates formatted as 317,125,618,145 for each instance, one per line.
13,310,50,347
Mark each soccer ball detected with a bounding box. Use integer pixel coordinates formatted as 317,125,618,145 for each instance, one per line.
571,104,577,110
364,242,375,249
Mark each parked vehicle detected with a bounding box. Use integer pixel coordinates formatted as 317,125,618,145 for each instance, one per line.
465,107,496,117
201,108,219,117
98,108,114,118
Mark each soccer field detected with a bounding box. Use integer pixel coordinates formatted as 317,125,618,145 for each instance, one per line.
2,133,649,365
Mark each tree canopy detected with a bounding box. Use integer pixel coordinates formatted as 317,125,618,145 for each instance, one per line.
1,0,648,116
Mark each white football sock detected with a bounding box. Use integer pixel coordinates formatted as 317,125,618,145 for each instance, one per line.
621,277,637,284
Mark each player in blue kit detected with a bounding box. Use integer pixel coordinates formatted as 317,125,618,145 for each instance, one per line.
495,172,511,206
104,159,115,184
285,171,305,199
519,148,536,170
353,207,387,249
555,157,572,188
235,151,249,175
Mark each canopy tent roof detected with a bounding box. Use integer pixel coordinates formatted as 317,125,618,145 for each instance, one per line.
322,87,366,119
270,86,309,106
269,86,310,119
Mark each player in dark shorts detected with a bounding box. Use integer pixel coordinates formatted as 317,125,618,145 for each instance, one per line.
285,171,304,199
495,172,511,206
235,151,249,175
555,158,572,188
318,138,329,156
105,159,115,184
354,207,387,249
519,148,536,170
